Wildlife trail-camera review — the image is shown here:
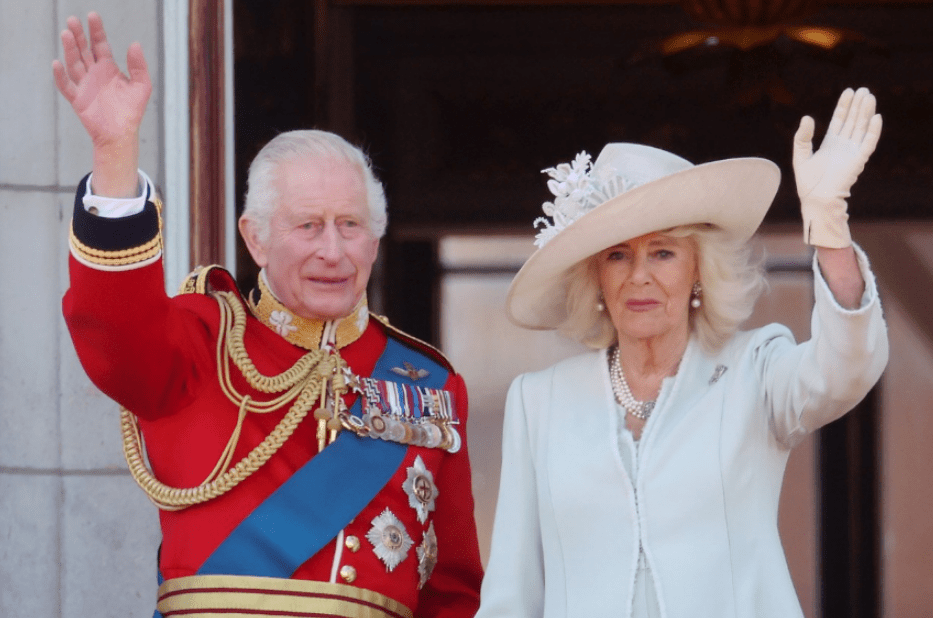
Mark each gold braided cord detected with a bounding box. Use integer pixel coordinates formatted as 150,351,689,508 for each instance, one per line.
204,396,249,481
223,291,335,395
122,291,349,511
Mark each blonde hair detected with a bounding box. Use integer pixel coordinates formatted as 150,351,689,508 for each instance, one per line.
557,225,765,354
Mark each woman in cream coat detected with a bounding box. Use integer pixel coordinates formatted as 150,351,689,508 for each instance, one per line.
476,88,888,618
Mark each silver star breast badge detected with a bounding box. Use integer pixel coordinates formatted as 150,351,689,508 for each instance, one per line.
403,455,438,524
366,509,413,572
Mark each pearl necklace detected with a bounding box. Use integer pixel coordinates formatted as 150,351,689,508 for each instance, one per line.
609,346,656,421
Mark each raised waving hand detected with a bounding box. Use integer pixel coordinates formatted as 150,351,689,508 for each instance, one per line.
52,12,151,197
793,87,883,249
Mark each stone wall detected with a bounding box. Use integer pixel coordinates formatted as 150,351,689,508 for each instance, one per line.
0,1,162,616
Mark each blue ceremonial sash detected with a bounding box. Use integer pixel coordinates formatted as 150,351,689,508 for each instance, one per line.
194,336,450,579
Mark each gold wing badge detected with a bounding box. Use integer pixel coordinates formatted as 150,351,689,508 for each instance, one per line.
391,362,430,381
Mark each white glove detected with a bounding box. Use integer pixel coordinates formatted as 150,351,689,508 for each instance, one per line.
793,87,882,248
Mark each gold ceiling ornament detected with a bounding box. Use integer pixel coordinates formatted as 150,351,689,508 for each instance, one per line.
662,0,864,54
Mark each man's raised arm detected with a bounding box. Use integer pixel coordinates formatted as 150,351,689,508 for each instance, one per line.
52,11,151,198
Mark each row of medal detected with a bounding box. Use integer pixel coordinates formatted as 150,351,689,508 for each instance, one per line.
339,376,462,453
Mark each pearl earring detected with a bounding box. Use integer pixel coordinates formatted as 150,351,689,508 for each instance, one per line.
596,292,605,312
690,282,702,309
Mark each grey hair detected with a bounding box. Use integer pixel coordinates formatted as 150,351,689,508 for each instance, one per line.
241,130,388,242
557,225,766,354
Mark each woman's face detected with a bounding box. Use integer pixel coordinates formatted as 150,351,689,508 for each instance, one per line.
596,232,698,344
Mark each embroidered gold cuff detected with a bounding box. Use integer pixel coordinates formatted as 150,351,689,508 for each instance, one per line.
70,193,164,271
157,575,413,618
69,220,162,271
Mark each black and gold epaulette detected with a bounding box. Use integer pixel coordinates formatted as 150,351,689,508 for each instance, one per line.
176,264,246,303
369,313,455,372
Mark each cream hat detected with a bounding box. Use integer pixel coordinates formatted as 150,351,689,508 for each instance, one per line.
506,143,781,330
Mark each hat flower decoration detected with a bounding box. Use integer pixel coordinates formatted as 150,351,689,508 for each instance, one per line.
534,152,632,248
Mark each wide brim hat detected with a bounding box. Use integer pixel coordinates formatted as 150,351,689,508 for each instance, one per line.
507,143,781,330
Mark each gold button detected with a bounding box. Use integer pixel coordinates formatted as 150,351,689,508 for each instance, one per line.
339,565,357,583
345,535,361,552
87,206,99,215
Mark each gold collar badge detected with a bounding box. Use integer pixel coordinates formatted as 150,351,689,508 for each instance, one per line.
249,271,369,350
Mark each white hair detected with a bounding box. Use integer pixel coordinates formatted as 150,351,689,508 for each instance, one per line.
558,225,766,354
240,130,388,242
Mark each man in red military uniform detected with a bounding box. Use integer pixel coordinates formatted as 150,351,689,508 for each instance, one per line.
53,13,483,618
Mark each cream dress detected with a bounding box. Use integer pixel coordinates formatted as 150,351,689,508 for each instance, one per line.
617,406,662,618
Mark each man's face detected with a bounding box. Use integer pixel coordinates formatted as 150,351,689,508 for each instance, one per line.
241,157,379,321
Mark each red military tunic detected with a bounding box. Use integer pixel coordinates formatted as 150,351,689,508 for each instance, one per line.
64,175,483,617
